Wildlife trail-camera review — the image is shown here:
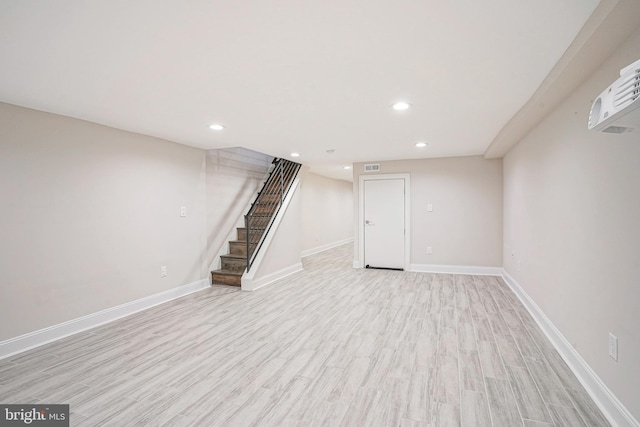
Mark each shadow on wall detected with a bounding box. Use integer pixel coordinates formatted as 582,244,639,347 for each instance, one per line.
206,177,255,270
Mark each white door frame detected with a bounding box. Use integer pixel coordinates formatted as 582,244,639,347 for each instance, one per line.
358,173,410,270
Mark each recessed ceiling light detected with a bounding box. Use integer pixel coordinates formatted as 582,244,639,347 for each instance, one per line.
415,141,427,148
291,152,300,157
392,102,411,111
209,124,224,131
344,166,351,170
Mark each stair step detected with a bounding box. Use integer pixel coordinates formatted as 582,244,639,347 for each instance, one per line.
229,240,257,256
221,254,247,272
211,269,242,287
252,205,278,215
245,219,272,231
256,194,282,203
236,227,264,241
229,241,246,256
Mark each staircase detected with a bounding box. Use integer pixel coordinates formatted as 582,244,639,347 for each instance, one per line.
210,158,301,287
210,227,258,286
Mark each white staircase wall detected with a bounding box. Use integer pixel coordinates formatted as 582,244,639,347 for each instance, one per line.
241,168,307,291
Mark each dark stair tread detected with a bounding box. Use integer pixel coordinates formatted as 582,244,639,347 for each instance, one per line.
237,229,265,235
211,269,243,276
220,253,246,260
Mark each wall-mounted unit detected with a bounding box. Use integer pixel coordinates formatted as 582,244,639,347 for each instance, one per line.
588,59,640,133
364,163,381,172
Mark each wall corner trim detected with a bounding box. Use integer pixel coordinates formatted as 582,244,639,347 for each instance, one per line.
301,238,354,258
241,262,303,292
501,269,640,427
410,264,502,276
0,278,210,360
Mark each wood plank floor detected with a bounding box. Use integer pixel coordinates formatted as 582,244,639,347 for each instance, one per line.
0,244,609,426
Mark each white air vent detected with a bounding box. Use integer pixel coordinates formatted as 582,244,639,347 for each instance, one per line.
364,163,380,172
589,59,640,133
613,67,640,109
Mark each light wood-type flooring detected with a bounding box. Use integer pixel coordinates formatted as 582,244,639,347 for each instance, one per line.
0,244,609,426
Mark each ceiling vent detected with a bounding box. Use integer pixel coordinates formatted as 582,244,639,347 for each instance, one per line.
588,59,640,133
364,163,381,172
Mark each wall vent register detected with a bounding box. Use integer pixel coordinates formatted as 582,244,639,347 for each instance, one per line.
588,58,640,133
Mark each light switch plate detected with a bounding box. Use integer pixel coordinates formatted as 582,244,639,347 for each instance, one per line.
609,333,618,361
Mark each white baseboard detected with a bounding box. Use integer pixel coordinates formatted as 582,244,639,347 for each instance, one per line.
501,269,639,427
0,278,210,360
301,238,354,258
241,262,303,291
410,264,502,276
353,260,362,268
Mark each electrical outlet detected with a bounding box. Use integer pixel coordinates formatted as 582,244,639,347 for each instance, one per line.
609,333,618,361
180,206,187,217
161,266,167,278
427,246,433,255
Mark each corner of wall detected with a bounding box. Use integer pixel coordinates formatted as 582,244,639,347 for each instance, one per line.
501,269,640,427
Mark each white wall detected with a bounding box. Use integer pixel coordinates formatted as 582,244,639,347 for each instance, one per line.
300,172,353,255
0,103,273,343
353,156,503,269
503,28,640,421
0,102,207,340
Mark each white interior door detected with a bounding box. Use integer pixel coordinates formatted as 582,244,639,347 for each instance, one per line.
364,178,405,269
